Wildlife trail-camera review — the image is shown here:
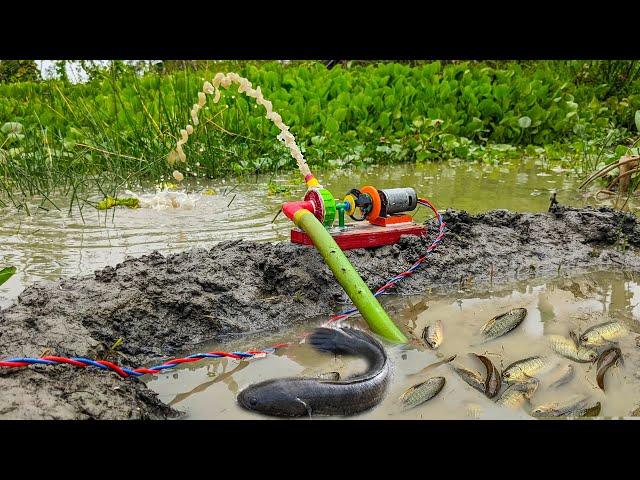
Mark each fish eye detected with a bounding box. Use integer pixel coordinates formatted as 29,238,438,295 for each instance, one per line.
249,397,258,407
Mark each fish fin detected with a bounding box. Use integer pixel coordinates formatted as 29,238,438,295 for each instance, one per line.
308,327,379,356
316,371,341,381
421,326,429,341
569,330,580,347
407,355,456,378
296,398,313,419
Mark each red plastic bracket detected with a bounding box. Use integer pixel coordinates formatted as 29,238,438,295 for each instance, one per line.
291,222,427,250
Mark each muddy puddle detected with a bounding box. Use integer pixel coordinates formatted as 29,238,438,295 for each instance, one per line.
147,270,640,419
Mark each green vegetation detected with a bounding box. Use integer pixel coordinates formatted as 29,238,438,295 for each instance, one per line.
0,61,39,84
0,60,639,211
96,196,140,210
0,267,16,286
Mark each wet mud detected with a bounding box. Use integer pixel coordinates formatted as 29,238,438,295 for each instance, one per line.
2,205,639,419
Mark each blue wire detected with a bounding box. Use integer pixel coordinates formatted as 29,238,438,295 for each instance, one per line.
71,357,108,369
7,357,56,365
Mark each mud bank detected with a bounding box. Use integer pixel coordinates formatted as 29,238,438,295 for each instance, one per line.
2,205,639,419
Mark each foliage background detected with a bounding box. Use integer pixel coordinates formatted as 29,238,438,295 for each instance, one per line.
0,60,638,210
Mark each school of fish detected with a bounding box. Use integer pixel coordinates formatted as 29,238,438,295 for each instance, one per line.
398,310,630,418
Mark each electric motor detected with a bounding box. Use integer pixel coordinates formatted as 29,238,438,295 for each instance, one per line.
378,188,417,216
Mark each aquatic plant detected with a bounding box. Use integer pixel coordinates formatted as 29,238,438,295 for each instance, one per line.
96,196,140,210
0,266,16,286
0,60,638,211
578,109,640,206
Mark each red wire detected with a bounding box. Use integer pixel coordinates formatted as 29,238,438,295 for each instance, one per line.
42,356,87,367
0,361,29,367
96,360,130,378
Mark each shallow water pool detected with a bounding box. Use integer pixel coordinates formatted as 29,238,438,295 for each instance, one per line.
146,270,640,419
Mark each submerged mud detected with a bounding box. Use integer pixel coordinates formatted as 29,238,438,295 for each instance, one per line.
1,205,639,419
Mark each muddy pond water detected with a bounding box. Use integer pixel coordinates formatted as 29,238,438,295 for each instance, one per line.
147,271,640,419
1,157,631,308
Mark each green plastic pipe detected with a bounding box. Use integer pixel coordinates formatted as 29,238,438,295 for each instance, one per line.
293,208,407,343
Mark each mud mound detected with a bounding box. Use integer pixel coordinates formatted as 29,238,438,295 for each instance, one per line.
0,366,179,419
1,206,639,419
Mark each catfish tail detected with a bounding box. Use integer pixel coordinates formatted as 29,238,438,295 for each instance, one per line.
308,327,387,376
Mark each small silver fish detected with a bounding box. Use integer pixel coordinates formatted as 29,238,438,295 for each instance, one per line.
422,320,444,349
502,356,549,383
479,308,527,342
473,353,501,398
596,347,623,391
408,355,456,378
580,321,627,347
531,396,601,418
547,334,598,363
496,379,539,409
453,366,486,393
400,376,446,410
547,364,575,389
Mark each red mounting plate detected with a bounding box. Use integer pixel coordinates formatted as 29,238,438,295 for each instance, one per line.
291,222,427,250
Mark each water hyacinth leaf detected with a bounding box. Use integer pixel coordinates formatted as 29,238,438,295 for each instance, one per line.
0,267,17,286
6,132,25,143
1,122,23,134
325,117,340,134
615,145,629,157
518,116,532,129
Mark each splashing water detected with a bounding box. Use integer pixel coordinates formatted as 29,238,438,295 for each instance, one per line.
169,72,312,181
124,189,198,210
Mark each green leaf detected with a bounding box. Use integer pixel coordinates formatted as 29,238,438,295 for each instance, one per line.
494,85,509,100
0,267,16,286
615,145,629,157
566,101,578,111
518,116,532,129
333,107,348,123
326,117,339,134
635,110,640,133
379,112,390,129
1,122,23,134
